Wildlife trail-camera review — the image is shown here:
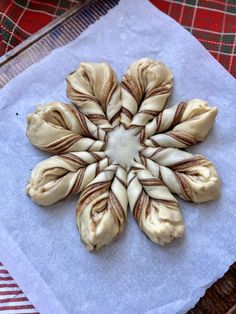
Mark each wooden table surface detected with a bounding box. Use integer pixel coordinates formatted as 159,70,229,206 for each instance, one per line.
0,0,235,312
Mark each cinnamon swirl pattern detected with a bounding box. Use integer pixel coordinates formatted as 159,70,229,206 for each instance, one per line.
76,164,127,250
26,59,220,250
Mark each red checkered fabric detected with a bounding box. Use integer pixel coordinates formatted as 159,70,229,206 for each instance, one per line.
0,0,78,56
150,0,236,77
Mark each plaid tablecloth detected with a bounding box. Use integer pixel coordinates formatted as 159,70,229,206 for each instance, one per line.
1,0,236,76
151,0,236,77
0,0,235,313
0,0,78,55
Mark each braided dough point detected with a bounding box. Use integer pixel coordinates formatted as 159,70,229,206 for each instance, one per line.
142,99,218,148
121,58,173,129
76,164,127,250
127,162,184,245
26,152,110,206
66,62,121,130
27,102,106,153
139,147,220,203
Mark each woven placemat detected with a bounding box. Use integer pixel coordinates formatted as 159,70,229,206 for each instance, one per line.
0,0,235,312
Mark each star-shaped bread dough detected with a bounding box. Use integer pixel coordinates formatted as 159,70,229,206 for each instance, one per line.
26,58,220,250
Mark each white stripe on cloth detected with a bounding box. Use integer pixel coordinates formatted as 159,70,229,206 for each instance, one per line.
0,273,14,278
0,307,37,314
0,280,16,285
0,293,24,301
229,33,236,72
217,0,229,61
187,27,236,35
0,287,21,293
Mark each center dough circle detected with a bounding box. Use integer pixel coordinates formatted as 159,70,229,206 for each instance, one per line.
105,125,141,169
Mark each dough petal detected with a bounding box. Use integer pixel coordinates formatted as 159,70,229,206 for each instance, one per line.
26,152,110,206
27,102,106,153
121,58,173,130
66,62,121,130
141,99,218,148
139,147,220,203
76,164,127,250
127,162,184,245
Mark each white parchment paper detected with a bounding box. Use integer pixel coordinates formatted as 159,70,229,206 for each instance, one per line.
0,0,236,313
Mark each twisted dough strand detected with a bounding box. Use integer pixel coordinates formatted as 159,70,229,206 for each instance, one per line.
141,99,218,148
26,152,110,206
27,102,106,154
139,147,220,203
127,162,184,245
66,62,121,130
76,164,127,250
121,58,173,130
